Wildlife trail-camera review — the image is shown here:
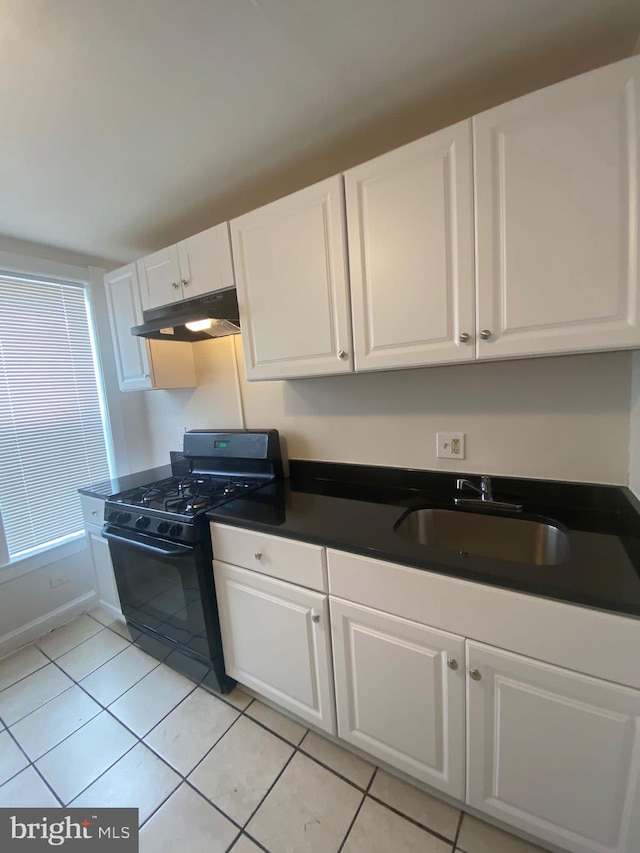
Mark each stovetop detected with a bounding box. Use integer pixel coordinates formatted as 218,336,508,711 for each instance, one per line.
109,474,261,517
104,473,270,543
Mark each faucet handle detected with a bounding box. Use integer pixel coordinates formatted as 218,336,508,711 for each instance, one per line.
456,478,473,491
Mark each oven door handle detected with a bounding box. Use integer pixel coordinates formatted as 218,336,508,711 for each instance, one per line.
102,526,194,557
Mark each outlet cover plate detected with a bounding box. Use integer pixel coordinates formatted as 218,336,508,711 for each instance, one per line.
437,432,465,460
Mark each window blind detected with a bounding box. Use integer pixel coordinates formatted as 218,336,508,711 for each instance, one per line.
0,274,111,559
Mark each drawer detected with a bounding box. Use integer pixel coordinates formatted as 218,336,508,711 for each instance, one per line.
80,494,106,526
210,523,326,591
327,548,640,690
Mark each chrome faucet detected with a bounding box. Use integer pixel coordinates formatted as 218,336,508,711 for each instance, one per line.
454,476,522,513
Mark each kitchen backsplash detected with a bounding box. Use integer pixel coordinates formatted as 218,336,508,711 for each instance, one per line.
138,336,631,485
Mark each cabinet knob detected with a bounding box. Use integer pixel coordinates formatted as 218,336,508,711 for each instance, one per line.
480,329,492,340
337,349,348,360
447,657,458,670
254,551,263,561
311,610,320,623
91,510,98,517
172,281,180,289
181,279,189,287
469,668,482,681
459,332,471,343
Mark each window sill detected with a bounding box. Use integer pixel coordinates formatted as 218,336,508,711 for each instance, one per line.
0,534,87,585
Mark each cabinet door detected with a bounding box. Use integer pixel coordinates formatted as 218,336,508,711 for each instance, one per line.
331,598,465,799
346,121,475,370
213,561,336,733
475,56,640,359
467,641,640,853
177,222,234,300
231,175,353,379
104,263,153,391
137,245,182,310
86,524,122,615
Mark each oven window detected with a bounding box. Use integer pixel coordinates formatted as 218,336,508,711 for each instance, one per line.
109,539,211,658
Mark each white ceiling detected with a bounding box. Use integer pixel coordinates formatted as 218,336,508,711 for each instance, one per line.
2,0,640,265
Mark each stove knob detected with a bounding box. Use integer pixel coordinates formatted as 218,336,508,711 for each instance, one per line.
107,510,118,523
116,512,131,524
135,516,150,530
169,523,183,538
157,521,170,535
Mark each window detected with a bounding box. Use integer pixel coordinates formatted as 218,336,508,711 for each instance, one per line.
0,274,112,561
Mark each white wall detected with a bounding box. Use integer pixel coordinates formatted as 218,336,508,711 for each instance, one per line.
0,545,96,657
133,336,632,485
141,335,245,467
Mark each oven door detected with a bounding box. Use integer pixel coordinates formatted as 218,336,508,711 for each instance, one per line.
103,525,217,664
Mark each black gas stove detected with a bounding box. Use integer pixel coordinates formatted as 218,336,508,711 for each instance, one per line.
105,473,264,542
103,429,283,694
105,430,283,544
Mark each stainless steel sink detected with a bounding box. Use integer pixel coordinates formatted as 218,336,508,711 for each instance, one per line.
394,508,570,566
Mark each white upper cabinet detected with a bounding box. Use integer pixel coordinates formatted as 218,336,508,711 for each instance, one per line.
138,223,234,311
137,245,181,310
231,175,353,380
474,55,640,359
177,222,234,301
104,263,196,392
104,263,153,391
345,120,475,370
467,641,640,853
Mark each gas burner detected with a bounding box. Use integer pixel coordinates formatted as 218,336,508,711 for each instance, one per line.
109,473,265,518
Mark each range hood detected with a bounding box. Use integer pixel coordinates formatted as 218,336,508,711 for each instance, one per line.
131,287,241,342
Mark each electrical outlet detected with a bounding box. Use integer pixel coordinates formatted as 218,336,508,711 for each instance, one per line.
437,432,465,460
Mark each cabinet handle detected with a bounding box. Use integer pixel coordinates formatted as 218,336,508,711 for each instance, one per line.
311,610,320,623
447,658,458,670
254,551,263,561
337,349,348,360
480,329,492,340
469,668,482,681
181,279,189,287
172,282,180,289
459,333,471,343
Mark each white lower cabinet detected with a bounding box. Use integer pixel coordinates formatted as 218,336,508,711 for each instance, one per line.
80,495,121,616
331,598,465,799
211,532,640,852
466,641,640,853
213,560,336,734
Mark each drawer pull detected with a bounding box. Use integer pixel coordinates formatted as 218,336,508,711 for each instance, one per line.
311,610,320,623
254,551,263,561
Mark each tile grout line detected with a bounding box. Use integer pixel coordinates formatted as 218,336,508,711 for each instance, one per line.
1,725,64,807
453,808,465,851
336,765,378,852
4,626,468,852
365,791,462,846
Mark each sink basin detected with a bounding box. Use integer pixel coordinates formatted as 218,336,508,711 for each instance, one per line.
394,508,570,566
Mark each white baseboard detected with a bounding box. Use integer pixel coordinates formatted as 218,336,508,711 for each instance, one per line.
0,591,99,659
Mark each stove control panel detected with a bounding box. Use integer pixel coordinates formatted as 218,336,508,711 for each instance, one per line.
104,507,196,543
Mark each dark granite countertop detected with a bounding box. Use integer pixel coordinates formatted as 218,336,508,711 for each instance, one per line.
207,460,640,619
78,465,173,499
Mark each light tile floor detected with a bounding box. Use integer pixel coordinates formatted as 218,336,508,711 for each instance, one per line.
0,609,550,853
